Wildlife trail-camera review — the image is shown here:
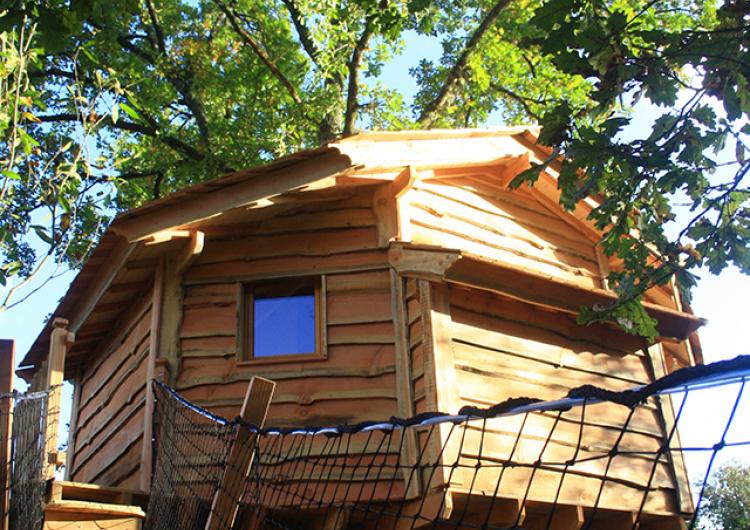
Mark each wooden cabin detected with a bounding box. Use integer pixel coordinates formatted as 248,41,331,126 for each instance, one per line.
16,128,704,529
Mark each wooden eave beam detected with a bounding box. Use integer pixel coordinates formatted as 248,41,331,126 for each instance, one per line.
109,151,355,243
68,235,135,334
388,244,705,341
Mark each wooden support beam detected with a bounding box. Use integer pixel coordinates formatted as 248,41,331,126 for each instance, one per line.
64,370,82,481
176,230,205,275
390,270,421,499
69,237,134,333
141,257,165,492
144,229,192,245
45,318,74,480
110,151,353,242
646,343,694,515
497,153,530,188
204,377,275,530
418,281,459,517
0,339,14,530
372,166,417,247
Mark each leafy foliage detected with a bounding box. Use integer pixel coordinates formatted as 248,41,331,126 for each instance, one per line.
697,461,750,530
0,0,748,334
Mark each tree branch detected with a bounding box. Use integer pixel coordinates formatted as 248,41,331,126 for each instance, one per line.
490,83,544,120
27,67,76,80
37,113,206,161
343,19,374,136
116,31,211,146
145,0,167,55
279,0,320,66
216,0,302,104
116,35,156,63
417,0,513,127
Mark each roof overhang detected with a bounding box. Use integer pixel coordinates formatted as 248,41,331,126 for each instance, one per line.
388,242,705,342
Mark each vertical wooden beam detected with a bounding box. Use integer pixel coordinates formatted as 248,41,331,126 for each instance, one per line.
44,318,74,480
205,377,275,530
646,343,694,515
418,280,459,518
390,270,421,499
141,257,165,492
373,184,400,247
159,252,184,385
594,245,611,291
372,167,417,247
63,370,82,481
0,339,15,530
395,167,416,243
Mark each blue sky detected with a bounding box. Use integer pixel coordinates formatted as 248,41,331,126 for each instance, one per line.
0,29,748,484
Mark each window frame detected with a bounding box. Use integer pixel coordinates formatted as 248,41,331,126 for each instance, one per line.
236,276,327,365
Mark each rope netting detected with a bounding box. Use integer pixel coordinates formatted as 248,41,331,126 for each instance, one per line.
144,355,750,530
1,388,54,530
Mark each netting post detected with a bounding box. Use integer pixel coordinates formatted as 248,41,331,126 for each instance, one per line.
0,339,14,530
44,318,74,481
205,376,275,530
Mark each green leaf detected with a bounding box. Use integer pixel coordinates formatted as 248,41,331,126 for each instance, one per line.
34,226,53,244
119,102,140,121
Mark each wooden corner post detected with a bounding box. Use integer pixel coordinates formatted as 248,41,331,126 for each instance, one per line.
44,318,74,480
205,376,275,530
1,339,15,530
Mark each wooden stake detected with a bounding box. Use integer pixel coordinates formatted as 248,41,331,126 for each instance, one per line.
204,377,275,530
45,319,73,480
0,339,15,530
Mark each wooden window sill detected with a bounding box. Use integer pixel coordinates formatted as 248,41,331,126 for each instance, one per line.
236,353,327,366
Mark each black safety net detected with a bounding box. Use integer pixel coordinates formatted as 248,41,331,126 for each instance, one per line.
2,388,53,530
144,355,750,530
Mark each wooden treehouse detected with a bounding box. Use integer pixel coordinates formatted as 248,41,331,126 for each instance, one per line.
9,128,704,529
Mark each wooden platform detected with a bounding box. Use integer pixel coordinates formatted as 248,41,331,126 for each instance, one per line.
43,480,147,530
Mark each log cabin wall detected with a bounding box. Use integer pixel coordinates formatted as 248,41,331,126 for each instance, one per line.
407,173,694,371
441,283,682,515
408,176,603,289
175,192,401,427
68,293,152,489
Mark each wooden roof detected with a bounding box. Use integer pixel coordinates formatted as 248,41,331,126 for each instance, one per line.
19,127,702,375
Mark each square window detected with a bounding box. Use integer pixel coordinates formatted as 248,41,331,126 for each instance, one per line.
239,277,324,362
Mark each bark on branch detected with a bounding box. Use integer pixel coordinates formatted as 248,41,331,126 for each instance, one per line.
217,0,303,104
280,0,320,66
343,19,374,136
37,113,206,162
417,0,513,127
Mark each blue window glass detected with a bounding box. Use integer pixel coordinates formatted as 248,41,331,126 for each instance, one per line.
250,280,317,358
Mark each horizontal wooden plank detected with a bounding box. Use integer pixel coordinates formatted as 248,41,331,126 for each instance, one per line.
87,436,143,487
74,393,147,472
184,249,390,283
449,285,644,357
194,226,380,266
73,404,145,478
327,291,392,325
410,187,598,263
414,180,590,247
328,322,395,345
325,270,391,293
180,302,236,339
77,349,149,429
411,219,598,288
178,344,395,385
